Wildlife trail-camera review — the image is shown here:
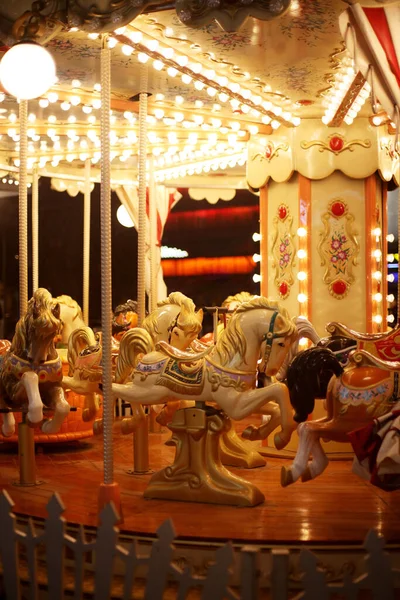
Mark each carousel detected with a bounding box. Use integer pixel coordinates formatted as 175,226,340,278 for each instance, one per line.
0,0,400,598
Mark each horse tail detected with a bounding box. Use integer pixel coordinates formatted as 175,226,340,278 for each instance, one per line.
115,327,154,383
286,347,343,423
67,327,97,376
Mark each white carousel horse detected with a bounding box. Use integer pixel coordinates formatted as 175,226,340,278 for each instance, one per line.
112,297,298,450
0,288,70,437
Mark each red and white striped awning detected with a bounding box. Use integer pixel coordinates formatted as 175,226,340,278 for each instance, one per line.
339,3,400,123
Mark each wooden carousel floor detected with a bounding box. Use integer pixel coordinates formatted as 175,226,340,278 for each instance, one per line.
1,418,400,546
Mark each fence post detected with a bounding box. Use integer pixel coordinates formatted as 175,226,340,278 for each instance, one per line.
201,543,234,600
270,548,289,600
26,519,38,600
364,529,395,600
298,549,329,600
93,502,120,600
45,494,66,599
241,546,259,600
145,519,176,600
0,490,21,600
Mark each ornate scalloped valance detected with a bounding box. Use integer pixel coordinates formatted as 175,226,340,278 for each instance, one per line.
246,118,400,188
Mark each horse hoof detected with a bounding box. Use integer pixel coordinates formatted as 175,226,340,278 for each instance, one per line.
242,426,259,441
27,408,43,424
301,467,313,483
281,466,294,487
1,426,15,438
165,436,176,447
41,419,58,434
82,408,96,422
274,432,290,450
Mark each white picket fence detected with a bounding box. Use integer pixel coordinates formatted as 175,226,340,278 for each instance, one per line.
0,489,399,599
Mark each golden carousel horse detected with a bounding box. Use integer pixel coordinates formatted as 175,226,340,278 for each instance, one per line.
281,340,400,487
0,288,70,437
112,297,298,451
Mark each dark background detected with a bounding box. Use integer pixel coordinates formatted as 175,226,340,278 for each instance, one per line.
0,177,260,338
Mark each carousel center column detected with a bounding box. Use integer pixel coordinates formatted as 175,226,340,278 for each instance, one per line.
247,116,400,457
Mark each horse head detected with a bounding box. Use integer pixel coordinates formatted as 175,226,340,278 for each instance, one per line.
12,288,62,364
259,311,298,377
168,306,203,350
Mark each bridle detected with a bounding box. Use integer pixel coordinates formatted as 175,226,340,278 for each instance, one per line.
167,311,182,344
259,310,281,374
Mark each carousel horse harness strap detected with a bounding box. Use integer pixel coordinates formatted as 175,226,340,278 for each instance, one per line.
259,310,280,373
205,357,256,393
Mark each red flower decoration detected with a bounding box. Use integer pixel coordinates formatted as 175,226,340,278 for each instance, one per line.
329,136,344,152
265,144,273,159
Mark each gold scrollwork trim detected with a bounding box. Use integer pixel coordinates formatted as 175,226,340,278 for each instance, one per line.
301,138,372,155
251,143,289,163
271,210,295,289
206,367,252,393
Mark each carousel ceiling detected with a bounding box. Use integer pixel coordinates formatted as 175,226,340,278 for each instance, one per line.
0,0,385,187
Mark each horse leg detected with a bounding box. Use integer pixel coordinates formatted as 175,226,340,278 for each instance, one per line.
281,422,315,486
41,385,70,434
214,382,296,450
301,436,329,483
82,392,100,422
0,395,15,437
17,372,43,423
242,402,281,441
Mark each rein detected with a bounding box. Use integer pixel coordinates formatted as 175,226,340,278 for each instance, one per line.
259,310,280,374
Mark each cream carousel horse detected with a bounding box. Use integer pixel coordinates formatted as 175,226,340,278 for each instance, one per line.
0,288,70,437
54,294,86,345
65,292,204,431
112,297,298,450
281,343,400,487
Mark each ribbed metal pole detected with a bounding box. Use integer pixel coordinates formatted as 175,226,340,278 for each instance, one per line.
134,64,150,473
137,65,148,326
149,157,157,312
100,36,113,486
398,186,400,325
32,166,39,293
19,99,28,316
83,158,91,325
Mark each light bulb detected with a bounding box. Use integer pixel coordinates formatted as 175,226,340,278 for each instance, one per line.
297,271,307,281
387,314,395,323
117,205,134,227
297,227,307,237
373,315,383,324
386,234,394,243
0,42,56,99
373,227,381,237
373,271,382,281
387,294,395,302
387,254,394,263
122,45,133,56
374,293,382,302
297,293,307,303
388,274,395,283
297,249,307,259
252,232,261,242
253,253,261,263
39,98,49,108
253,274,261,283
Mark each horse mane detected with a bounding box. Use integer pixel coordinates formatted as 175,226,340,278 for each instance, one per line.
11,288,61,358
143,292,196,338
55,294,83,322
222,291,254,308
213,296,297,365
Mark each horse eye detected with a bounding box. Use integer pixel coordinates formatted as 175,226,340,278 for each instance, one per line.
278,342,285,347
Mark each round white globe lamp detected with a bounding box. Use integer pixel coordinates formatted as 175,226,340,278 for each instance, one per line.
117,205,134,228
0,42,56,100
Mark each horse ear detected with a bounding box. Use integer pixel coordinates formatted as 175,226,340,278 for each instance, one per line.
196,309,204,324
32,300,40,319
52,303,61,319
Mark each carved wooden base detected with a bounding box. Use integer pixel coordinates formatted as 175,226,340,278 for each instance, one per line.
144,407,264,507
219,419,266,469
